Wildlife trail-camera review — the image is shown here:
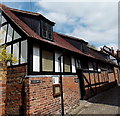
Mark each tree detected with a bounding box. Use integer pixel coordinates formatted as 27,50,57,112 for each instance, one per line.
0,40,17,67
0,39,17,115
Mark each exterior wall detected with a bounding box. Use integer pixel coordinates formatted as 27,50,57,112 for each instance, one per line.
83,69,118,99
0,65,119,115
62,76,80,113
0,65,7,115
5,65,27,115
25,75,80,115
26,77,61,115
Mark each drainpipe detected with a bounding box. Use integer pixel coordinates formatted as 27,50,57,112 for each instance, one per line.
58,55,64,116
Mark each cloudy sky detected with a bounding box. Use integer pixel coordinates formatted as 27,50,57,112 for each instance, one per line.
2,0,119,51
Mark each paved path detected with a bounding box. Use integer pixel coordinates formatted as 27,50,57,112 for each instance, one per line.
69,85,120,115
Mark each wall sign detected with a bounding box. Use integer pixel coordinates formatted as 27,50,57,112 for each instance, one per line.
74,78,79,83
52,76,59,84
31,80,42,84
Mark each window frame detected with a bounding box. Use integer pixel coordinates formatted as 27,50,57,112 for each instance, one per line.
63,55,72,73
41,20,53,40
41,49,54,72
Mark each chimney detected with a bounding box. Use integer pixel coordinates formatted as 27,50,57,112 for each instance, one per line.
111,47,114,56
100,47,104,53
117,49,120,58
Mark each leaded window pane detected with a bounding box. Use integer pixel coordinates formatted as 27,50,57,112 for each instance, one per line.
0,25,7,45
0,13,2,26
64,56,71,72
76,59,81,69
48,24,52,40
71,57,76,73
1,16,7,24
6,45,11,66
14,30,21,40
7,24,13,42
21,40,27,64
42,22,47,38
42,50,53,71
13,42,19,65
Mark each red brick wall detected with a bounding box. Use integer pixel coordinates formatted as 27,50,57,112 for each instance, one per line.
26,77,61,115
5,65,27,115
62,76,80,113
26,76,80,115
0,68,6,115
2,65,119,115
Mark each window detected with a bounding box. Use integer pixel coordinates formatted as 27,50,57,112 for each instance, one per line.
42,50,53,72
98,65,101,72
1,16,7,24
81,58,88,69
64,55,71,72
33,44,40,72
93,62,97,70
14,30,21,40
76,59,81,69
89,62,93,70
55,51,63,72
41,20,53,40
0,13,2,27
6,45,11,66
12,42,19,65
7,24,13,42
48,24,53,40
71,57,76,73
0,25,7,45
42,21,47,38
21,40,27,64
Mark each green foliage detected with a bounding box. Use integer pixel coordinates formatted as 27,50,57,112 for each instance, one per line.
0,40,17,64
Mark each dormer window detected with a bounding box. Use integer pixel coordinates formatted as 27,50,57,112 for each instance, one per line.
41,20,53,40
42,21,47,38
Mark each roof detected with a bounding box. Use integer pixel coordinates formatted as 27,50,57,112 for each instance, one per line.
57,32,88,44
0,4,89,55
0,3,117,66
10,8,55,25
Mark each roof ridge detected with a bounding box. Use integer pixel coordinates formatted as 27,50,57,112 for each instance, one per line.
10,8,40,16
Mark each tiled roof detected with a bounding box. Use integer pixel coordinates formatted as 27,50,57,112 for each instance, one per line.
0,3,117,66
57,32,88,44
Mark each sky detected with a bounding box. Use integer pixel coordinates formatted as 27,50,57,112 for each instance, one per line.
1,0,119,51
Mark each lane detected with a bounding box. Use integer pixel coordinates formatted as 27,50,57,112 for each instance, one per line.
78,85,120,114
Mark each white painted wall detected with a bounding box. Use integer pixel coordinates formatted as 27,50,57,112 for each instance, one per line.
55,51,63,72
71,57,76,73
33,44,40,72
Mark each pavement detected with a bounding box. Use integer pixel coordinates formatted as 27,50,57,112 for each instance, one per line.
69,84,120,115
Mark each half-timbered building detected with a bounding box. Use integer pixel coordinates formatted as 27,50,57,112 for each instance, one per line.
0,3,119,115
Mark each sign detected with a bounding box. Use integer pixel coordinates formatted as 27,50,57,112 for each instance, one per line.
52,76,59,84
31,80,42,84
74,78,79,83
